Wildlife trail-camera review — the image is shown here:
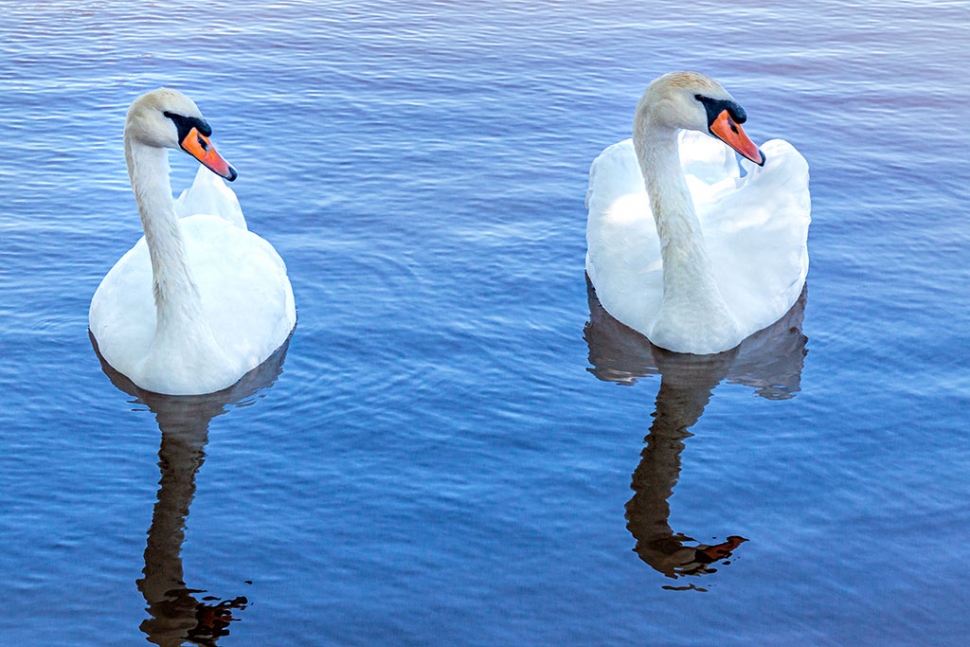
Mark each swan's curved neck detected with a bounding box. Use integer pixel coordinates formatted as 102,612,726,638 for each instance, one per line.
125,135,205,331
632,111,730,321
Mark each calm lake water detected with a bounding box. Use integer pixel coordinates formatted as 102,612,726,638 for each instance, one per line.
2,1,969,645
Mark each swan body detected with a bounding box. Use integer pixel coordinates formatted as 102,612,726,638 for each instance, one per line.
586,72,810,355
90,88,295,395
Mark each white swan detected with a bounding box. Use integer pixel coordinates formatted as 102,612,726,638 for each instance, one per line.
90,88,296,395
586,71,810,355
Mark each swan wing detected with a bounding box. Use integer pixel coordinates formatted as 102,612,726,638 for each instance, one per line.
184,216,296,369
698,138,811,335
585,139,663,336
89,238,157,370
175,165,247,230
680,130,740,186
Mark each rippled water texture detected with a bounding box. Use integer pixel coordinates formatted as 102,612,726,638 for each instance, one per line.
2,1,969,645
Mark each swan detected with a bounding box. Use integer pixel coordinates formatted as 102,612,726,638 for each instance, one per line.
585,71,810,355
89,88,296,395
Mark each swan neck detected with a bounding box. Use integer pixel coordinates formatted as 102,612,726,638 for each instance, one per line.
125,136,205,326
632,116,723,310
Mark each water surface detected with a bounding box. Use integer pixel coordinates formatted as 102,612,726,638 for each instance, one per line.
1,1,969,645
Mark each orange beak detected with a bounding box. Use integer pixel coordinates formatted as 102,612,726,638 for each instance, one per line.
709,110,764,166
179,127,237,181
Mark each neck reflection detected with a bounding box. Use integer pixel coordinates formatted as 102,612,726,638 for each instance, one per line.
91,333,290,646
584,280,807,586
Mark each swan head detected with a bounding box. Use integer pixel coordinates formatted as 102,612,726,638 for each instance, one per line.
637,71,765,166
125,88,237,181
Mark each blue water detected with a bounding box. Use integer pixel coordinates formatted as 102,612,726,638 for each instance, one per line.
2,1,969,644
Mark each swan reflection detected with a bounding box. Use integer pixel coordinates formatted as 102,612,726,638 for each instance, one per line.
92,333,290,646
584,280,807,586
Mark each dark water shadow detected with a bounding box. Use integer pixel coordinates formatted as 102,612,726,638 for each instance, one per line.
584,280,808,587
91,332,291,646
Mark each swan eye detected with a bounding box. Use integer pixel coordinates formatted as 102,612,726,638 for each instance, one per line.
694,93,705,102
